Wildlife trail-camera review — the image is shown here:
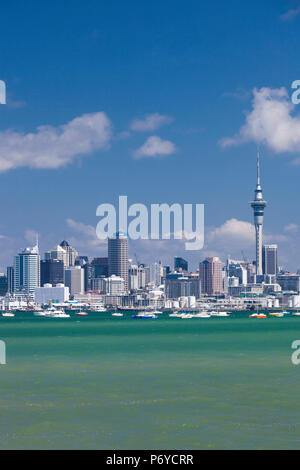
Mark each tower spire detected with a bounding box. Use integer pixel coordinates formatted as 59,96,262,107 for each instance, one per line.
250,149,267,277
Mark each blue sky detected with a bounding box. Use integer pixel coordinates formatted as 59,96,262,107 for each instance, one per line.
1,0,300,271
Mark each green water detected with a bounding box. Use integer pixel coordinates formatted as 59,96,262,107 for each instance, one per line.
0,311,300,449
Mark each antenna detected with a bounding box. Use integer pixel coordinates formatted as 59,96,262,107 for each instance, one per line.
257,145,261,186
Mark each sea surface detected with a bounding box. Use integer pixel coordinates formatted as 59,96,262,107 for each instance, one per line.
0,311,300,450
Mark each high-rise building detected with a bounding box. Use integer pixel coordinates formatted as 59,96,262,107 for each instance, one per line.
40,259,64,287
165,275,201,299
14,244,40,293
174,257,188,272
250,151,267,276
45,245,68,268
91,257,108,277
263,244,278,276
60,240,78,267
108,233,128,291
7,266,14,293
150,261,163,287
0,273,8,296
199,257,223,295
64,266,84,296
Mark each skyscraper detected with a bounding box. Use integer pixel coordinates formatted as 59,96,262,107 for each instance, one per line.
262,244,278,276
250,151,267,276
108,233,128,291
174,257,188,272
40,259,64,287
14,244,40,293
199,257,223,295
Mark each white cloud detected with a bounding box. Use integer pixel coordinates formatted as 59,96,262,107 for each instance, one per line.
220,87,300,158
0,111,112,172
284,223,299,233
208,218,255,246
134,135,176,159
130,113,173,132
66,218,106,248
280,4,300,21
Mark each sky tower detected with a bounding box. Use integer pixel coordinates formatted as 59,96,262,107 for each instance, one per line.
250,150,267,276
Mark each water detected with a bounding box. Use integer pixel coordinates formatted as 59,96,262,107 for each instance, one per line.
0,311,300,449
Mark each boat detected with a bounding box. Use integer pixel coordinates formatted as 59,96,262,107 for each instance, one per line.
2,312,15,317
75,312,88,316
210,311,230,317
89,304,106,312
249,313,267,318
292,312,300,316
35,307,70,318
193,312,211,318
269,312,284,317
112,313,123,317
132,311,158,319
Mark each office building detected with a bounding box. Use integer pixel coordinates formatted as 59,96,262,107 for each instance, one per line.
199,257,223,295
174,257,188,272
263,244,278,276
40,259,64,287
7,266,14,293
14,244,40,294
165,276,201,299
34,283,69,304
60,240,78,267
64,266,84,296
108,233,128,291
277,274,300,293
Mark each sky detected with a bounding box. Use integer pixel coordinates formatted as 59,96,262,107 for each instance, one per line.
1,0,300,271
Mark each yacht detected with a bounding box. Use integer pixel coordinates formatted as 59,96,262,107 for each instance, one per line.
35,307,70,318
132,311,158,319
210,311,230,317
89,304,107,312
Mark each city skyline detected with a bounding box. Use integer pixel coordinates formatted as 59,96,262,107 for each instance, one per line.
1,1,300,272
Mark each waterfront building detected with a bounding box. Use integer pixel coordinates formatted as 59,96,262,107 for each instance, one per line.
263,244,278,276
277,274,300,293
14,244,40,294
199,257,223,295
64,266,84,296
108,233,128,291
250,151,267,276
34,283,69,304
40,259,64,287
165,275,201,299
103,275,126,296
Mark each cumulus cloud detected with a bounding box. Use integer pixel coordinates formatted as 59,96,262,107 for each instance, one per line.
134,135,176,159
220,87,300,159
130,113,173,132
0,111,112,172
66,218,106,248
208,218,255,246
